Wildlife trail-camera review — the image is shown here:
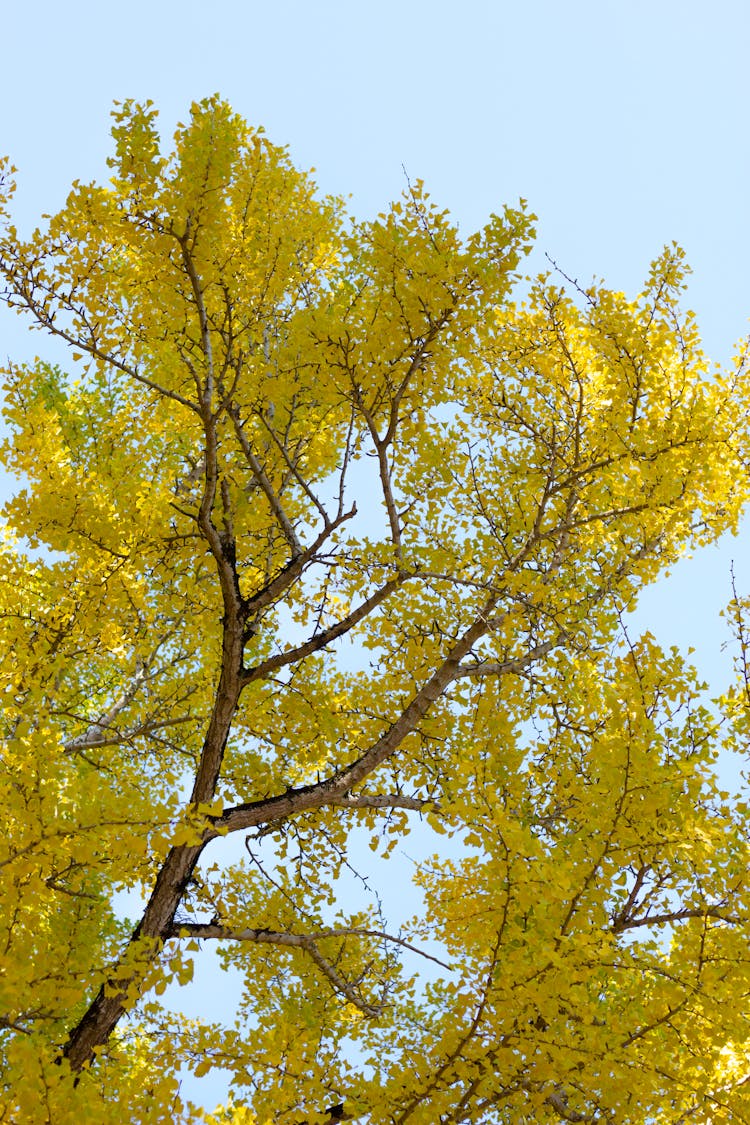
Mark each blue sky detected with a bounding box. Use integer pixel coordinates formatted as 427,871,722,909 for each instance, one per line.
2,0,749,1112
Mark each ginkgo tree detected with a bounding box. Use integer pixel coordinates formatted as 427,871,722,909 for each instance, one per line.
1,96,750,1124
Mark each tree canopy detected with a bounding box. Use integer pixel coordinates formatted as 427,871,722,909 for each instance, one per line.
2,96,750,1123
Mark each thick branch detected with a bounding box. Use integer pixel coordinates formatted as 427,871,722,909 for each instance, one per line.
329,793,440,813
62,632,187,753
0,1015,32,1035
611,904,743,933
62,504,358,1068
62,241,247,1069
454,638,557,679
215,595,498,837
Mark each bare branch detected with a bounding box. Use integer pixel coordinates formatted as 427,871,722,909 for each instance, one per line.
166,921,453,974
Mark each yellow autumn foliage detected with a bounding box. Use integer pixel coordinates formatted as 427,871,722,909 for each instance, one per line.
0,97,749,1122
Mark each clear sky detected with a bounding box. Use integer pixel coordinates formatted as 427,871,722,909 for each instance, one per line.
1,0,749,1111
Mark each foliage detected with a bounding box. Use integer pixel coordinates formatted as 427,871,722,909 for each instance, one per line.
1,97,750,1122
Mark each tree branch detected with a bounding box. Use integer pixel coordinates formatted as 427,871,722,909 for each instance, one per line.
241,575,405,684
454,638,557,678
229,404,303,556
0,259,200,413
328,793,440,814
167,923,396,1017
611,904,744,933
167,922,453,973
215,594,498,837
